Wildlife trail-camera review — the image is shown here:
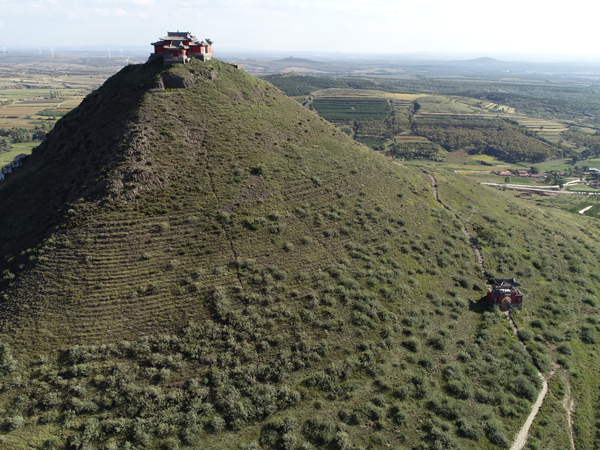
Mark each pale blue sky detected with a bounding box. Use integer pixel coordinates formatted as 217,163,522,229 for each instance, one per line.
0,0,598,57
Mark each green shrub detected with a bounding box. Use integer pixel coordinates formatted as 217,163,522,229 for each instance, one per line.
251,164,266,175
557,344,572,355
446,378,472,399
280,432,297,450
207,415,226,434
457,276,472,289
519,329,534,342
582,326,598,344
323,229,337,238
402,338,420,353
482,417,510,448
3,415,23,431
531,351,552,372
542,329,564,342
457,418,481,440
302,418,336,445
530,319,546,330
333,431,350,450
511,374,537,400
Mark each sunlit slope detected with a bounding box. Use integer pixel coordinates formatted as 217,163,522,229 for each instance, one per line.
436,171,600,450
0,60,568,450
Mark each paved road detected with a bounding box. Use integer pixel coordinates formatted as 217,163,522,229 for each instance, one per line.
482,183,600,195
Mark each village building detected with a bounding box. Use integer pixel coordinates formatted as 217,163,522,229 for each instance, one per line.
150,31,213,65
486,278,523,310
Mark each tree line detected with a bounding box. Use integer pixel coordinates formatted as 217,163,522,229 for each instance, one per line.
0,124,52,153
413,117,557,162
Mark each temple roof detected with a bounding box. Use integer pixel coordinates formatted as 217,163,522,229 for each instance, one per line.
164,42,190,50
495,278,521,287
164,31,193,39
151,32,214,49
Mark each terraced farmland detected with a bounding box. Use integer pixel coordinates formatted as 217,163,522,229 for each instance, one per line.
311,97,391,121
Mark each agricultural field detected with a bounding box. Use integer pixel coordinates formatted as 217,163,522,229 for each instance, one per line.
395,135,429,143
0,143,37,165
415,95,480,114
481,102,516,114
311,97,391,121
0,53,121,157
310,88,425,100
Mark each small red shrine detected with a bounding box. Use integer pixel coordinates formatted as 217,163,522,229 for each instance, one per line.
486,278,523,310
150,31,213,65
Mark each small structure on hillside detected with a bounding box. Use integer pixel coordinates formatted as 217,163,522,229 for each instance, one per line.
486,278,523,310
150,31,213,65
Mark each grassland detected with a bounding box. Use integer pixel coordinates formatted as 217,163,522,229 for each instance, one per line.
0,58,575,450
2,56,600,450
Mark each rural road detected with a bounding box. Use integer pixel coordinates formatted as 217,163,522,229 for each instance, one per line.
482,183,599,195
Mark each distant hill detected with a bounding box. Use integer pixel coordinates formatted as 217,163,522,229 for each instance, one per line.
277,56,321,64
462,57,502,64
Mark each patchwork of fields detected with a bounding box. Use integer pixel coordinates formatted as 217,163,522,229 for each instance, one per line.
0,56,118,161
311,97,391,121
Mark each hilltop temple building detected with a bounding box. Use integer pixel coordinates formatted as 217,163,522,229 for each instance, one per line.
486,278,523,310
150,31,213,65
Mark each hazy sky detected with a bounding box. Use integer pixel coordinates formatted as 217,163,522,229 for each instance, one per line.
0,0,598,57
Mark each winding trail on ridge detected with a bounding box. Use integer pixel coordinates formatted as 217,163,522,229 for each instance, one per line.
426,172,552,450
562,370,576,450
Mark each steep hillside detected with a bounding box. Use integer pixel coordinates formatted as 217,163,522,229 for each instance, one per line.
0,59,592,450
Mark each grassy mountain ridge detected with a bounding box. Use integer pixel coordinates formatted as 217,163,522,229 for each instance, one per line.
0,59,594,449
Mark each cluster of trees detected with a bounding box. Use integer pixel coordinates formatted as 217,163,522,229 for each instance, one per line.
388,142,443,161
545,172,567,187
353,111,408,134
263,74,378,96
479,91,600,122
413,117,556,162
563,130,600,157
0,124,52,153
